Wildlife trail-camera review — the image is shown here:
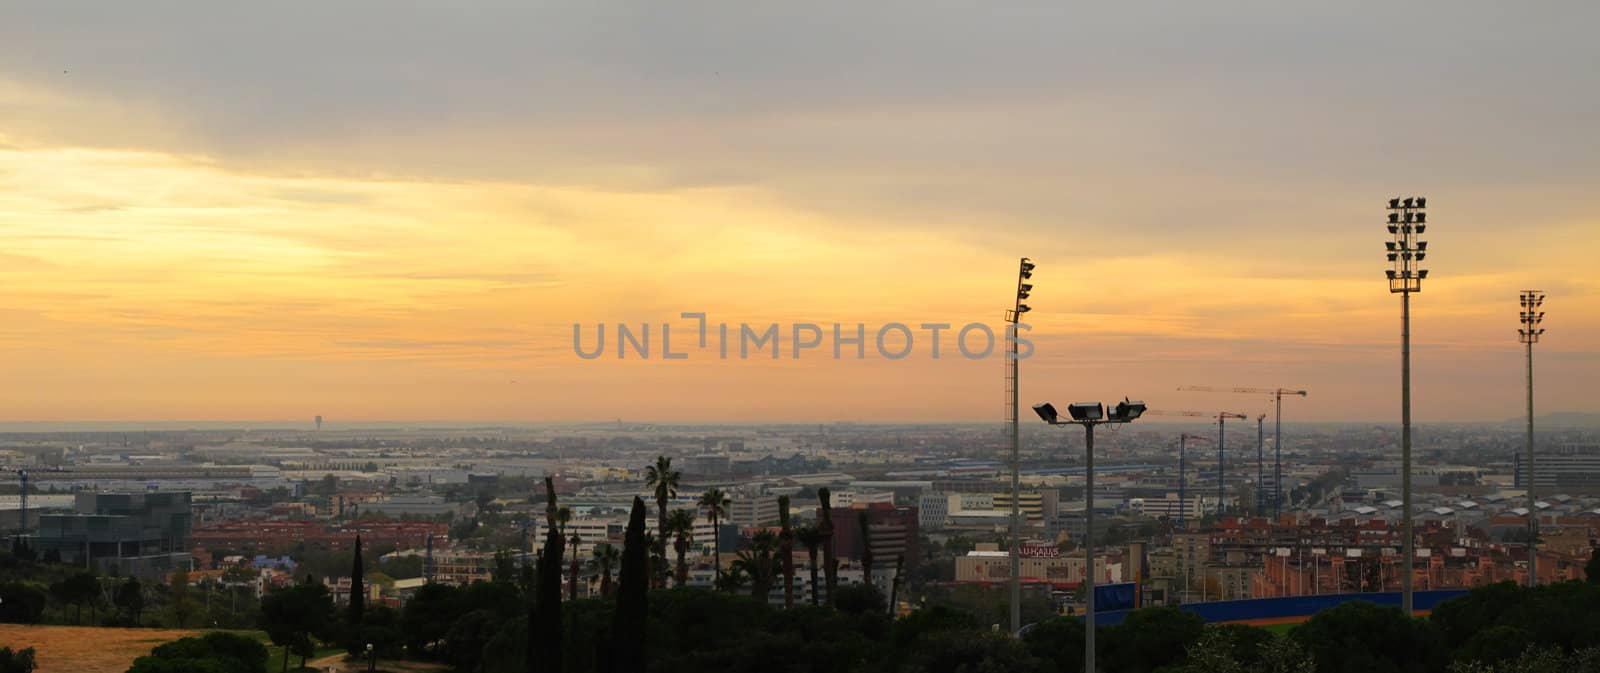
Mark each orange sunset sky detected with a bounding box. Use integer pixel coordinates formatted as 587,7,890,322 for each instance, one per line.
0,3,1595,424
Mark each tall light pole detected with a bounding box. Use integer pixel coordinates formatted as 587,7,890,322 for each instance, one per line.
1519,290,1545,587
1256,415,1266,515
1005,257,1034,634
1385,195,1428,614
1034,399,1146,673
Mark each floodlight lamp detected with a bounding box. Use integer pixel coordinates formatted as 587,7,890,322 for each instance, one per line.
1416,253,1425,261
1386,242,1397,251
1415,197,1426,208
1067,402,1104,421
1020,283,1033,293
1114,399,1147,421
1387,253,1398,262
1388,213,1400,223
1415,212,1426,223
1386,270,1397,279
1416,224,1426,234
1387,225,1399,234
1032,402,1059,424
1021,261,1036,273
1017,304,1031,313
1417,241,1427,251
1020,270,1032,279
1404,212,1414,223
1389,198,1401,209
1418,270,1429,279
1404,197,1415,208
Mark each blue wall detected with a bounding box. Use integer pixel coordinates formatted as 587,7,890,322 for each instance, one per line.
1094,589,1469,626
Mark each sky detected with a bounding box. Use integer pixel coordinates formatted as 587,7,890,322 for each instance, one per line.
0,2,1596,424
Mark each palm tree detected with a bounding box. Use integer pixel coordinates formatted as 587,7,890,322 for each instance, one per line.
740,530,780,601
715,565,748,593
795,524,825,606
818,487,838,607
567,531,583,601
590,543,620,598
557,506,573,536
697,488,731,584
644,456,681,588
778,496,795,609
665,508,696,588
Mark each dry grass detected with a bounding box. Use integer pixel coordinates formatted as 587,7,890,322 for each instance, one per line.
0,624,201,673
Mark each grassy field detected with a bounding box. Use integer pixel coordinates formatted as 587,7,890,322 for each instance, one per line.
0,624,202,673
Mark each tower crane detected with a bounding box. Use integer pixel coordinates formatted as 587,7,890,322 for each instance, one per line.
1148,410,1248,516
1178,386,1307,517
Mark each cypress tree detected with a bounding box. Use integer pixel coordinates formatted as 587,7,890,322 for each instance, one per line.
610,497,649,673
349,535,365,629
531,477,565,673
858,510,874,589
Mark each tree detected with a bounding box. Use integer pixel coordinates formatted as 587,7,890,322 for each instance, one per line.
114,577,145,626
698,488,731,583
531,493,566,673
610,497,649,673
51,571,100,625
347,534,365,655
1587,547,1599,585
0,582,47,624
569,531,583,601
1100,607,1206,673
0,647,35,673
259,581,334,673
126,632,266,673
168,567,195,629
779,495,796,608
645,456,681,589
735,530,779,601
1293,600,1445,673
666,508,696,588
591,544,620,598
818,487,838,607
796,524,825,606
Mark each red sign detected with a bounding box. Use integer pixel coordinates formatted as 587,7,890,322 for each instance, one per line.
1020,544,1060,558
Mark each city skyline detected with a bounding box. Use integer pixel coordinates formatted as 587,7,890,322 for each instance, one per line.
2,3,1596,423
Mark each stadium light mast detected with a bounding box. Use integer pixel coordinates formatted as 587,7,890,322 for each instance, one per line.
1519,290,1545,587
1385,195,1428,615
1035,398,1146,673
1005,257,1034,635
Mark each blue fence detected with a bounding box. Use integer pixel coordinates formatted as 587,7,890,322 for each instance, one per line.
1094,589,1470,626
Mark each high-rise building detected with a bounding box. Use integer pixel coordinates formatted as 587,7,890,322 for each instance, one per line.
34,491,192,577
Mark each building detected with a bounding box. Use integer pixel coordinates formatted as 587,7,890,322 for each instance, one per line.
954,546,1120,587
33,492,192,577
1517,444,1600,493
731,496,781,528
917,494,950,530
1130,494,1205,522
824,502,920,569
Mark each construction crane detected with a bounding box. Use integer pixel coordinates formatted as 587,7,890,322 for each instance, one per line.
1148,410,1249,516
1178,386,1308,517
1172,434,1212,530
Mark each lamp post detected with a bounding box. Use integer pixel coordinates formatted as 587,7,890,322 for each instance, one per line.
1034,398,1146,673
1005,257,1034,635
1519,290,1545,587
366,643,374,673
1385,195,1428,615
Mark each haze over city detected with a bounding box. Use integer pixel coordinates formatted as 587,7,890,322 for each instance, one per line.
1,3,1596,424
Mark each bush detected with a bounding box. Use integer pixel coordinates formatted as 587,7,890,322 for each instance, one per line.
126,632,267,673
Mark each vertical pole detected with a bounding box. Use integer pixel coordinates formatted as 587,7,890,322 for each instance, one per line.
1256,417,1264,515
1274,394,1283,518
1084,423,1096,673
1217,418,1226,516
1401,288,1414,615
1178,437,1186,530
1526,336,1536,587
1009,335,1021,634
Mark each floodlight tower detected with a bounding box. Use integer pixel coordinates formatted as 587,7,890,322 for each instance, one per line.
1385,195,1428,615
1004,257,1034,635
1519,290,1545,587
1035,399,1146,673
